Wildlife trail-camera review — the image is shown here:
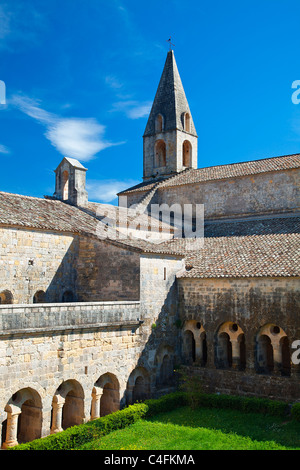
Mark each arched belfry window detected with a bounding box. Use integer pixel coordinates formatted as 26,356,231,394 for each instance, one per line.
182,140,192,167
182,112,191,132
155,114,164,133
62,170,69,200
154,140,166,167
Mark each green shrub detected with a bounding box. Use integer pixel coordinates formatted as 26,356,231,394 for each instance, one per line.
144,392,188,418
195,393,288,417
10,403,149,451
291,403,300,421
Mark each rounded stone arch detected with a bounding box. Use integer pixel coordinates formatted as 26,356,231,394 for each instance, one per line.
51,379,85,433
33,290,46,303
62,170,69,200
182,320,207,366
154,139,166,168
255,323,290,376
182,140,192,167
0,289,13,304
61,290,75,302
2,387,42,448
181,112,191,132
154,344,174,387
215,321,246,370
126,367,150,405
91,372,120,419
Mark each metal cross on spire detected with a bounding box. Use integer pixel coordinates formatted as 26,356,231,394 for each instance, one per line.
166,36,175,51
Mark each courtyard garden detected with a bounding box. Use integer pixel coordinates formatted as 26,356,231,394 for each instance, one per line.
10,388,300,451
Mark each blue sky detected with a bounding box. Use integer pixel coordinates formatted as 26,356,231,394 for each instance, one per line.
0,0,300,204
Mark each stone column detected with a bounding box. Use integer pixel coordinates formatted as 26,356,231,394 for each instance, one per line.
273,341,282,376
90,389,103,420
50,396,64,434
231,339,240,370
2,405,21,449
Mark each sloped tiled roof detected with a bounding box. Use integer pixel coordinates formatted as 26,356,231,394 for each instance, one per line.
120,153,300,194
170,232,300,278
204,216,300,238
0,191,180,256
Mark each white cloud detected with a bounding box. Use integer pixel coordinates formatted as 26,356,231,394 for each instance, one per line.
105,75,124,90
11,94,123,161
0,144,10,154
87,179,140,203
0,3,46,50
111,100,152,119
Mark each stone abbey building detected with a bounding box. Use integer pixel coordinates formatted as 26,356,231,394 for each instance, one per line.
0,50,299,448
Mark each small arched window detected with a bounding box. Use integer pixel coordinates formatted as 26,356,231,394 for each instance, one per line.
155,114,164,133
182,140,192,167
182,112,191,132
62,170,69,200
0,290,13,304
62,290,74,303
154,140,166,167
33,290,46,304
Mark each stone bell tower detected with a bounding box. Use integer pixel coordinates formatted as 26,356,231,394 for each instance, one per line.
53,157,88,207
143,50,198,181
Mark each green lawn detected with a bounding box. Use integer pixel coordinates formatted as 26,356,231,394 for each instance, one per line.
78,406,300,450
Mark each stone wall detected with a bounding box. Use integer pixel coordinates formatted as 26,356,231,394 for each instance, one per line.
0,252,184,447
76,237,140,302
0,300,143,446
125,168,299,219
158,168,299,219
0,227,141,304
178,276,300,401
0,227,77,304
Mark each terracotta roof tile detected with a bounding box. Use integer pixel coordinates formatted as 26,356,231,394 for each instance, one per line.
120,153,300,194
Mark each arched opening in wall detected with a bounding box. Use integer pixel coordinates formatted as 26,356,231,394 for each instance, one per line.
215,322,246,370
200,332,208,367
96,373,120,417
126,367,150,405
154,140,166,167
159,354,174,386
0,290,13,304
280,336,291,377
155,114,164,133
183,330,196,365
216,332,232,369
33,290,46,303
182,140,192,167
256,324,290,376
62,170,69,200
2,388,42,448
132,376,147,403
182,112,191,132
239,334,246,371
62,385,84,430
51,380,85,433
62,290,74,302
182,321,207,366
257,334,274,374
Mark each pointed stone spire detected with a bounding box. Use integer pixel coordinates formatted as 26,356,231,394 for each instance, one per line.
143,50,198,181
144,50,197,137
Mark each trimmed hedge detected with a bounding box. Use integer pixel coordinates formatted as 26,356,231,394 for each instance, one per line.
291,403,300,422
145,392,290,418
196,393,289,417
10,403,148,450
9,391,299,450
144,391,188,418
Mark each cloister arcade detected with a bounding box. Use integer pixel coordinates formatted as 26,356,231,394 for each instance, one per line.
1,368,151,449
182,320,293,376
